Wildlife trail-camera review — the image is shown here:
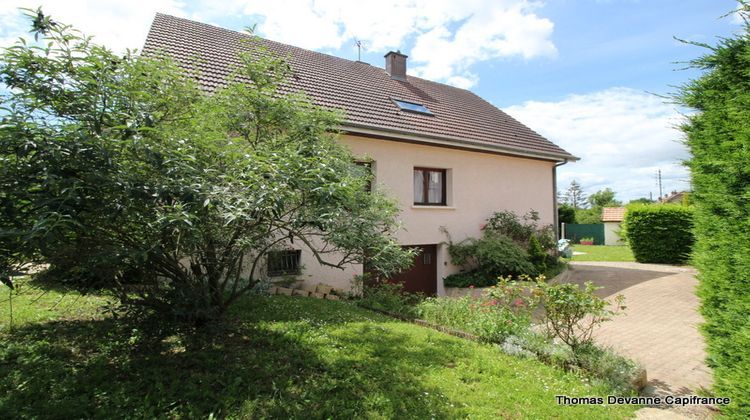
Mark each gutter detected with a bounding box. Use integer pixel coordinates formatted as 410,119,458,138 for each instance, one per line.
553,159,570,241
339,123,580,163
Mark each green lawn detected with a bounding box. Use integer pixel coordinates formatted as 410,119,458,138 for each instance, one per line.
571,245,635,262
1,280,638,419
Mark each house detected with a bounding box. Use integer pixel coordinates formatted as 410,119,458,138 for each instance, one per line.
142,14,577,296
601,207,626,245
660,190,688,205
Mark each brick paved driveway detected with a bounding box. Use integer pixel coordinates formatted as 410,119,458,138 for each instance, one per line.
559,262,712,396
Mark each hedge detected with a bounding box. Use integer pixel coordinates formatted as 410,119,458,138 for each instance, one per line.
623,204,693,264
678,9,750,416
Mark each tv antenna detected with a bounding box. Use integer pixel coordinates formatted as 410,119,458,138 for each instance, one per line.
355,39,365,61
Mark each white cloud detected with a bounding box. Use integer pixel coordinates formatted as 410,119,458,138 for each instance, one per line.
0,1,556,88
505,87,691,202
211,0,557,88
0,0,188,52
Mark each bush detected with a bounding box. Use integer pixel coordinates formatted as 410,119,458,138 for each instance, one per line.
448,233,536,278
572,344,642,395
538,281,625,352
528,235,547,272
443,270,495,288
356,281,422,318
485,210,556,252
677,6,750,415
623,204,694,264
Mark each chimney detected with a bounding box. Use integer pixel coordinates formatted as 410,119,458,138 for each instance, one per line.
385,50,408,81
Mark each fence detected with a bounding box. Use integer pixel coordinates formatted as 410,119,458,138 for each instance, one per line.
562,223,605,245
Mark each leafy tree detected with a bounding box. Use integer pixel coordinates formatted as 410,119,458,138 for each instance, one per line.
677,2,750,415
561,180,587,210
0,9,412,323
574,208,602,224
587,188,621,208
557,203,576,226
572,187,623,224
628,198,653,205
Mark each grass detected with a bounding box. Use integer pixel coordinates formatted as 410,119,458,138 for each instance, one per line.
571,245,635,262
1,279,639,418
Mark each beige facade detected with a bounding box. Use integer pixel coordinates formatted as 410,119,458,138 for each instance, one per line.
295,133,557,295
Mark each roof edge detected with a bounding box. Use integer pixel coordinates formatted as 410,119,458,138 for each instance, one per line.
339,123,580,163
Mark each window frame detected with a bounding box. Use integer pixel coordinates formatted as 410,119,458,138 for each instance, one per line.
413,167,447,206
267,249,302,277
392,98,434,115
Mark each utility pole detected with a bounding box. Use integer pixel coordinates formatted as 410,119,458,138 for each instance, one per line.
656,169,663,200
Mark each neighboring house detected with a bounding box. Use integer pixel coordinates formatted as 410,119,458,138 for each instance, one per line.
660,190,688,204
142,14,577,296
601,207,626,245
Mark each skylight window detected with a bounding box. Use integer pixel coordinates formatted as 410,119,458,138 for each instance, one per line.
393,99,433,115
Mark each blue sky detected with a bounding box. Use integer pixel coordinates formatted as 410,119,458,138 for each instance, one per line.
0,0,744,202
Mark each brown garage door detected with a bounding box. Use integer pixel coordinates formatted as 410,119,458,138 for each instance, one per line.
385,244,437,296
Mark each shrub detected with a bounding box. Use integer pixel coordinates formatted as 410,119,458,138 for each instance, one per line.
677,5,750,415
448,233,536,278
506,333,641,395
485,209,556,252
572,344,641,395
528,235,547,273
537,281,625,352
357,281,422,318
442,270,495,288
623,204,694,264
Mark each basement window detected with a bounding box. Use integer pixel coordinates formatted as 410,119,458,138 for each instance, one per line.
267,250,301,277
393,99,433,115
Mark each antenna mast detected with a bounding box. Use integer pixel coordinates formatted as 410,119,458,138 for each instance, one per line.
355,40,364,61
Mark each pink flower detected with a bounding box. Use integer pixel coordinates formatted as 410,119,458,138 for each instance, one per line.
469,285,475,289
513,298,525,307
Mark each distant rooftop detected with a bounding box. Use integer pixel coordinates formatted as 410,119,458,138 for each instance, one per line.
602,207,626,222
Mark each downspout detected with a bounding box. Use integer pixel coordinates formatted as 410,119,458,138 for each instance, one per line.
553,159,569,241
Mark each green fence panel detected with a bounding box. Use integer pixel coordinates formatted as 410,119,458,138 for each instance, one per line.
564,223,605,245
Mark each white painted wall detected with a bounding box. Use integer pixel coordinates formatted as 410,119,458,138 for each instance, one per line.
604,221,625,245
294,133,556,294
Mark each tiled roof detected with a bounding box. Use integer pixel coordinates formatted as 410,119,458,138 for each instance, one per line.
143,14,576,161
602,207,626,222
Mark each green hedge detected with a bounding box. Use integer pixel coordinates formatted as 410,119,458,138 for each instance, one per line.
623,204,693,264
678,15,750,417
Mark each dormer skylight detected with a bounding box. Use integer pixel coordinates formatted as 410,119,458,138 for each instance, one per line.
393,99,433,115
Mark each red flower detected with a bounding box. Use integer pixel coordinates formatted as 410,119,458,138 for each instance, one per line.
513,298,525,307
480,299,499,307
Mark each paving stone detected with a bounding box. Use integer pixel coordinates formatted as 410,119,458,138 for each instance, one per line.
564,262,715,419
